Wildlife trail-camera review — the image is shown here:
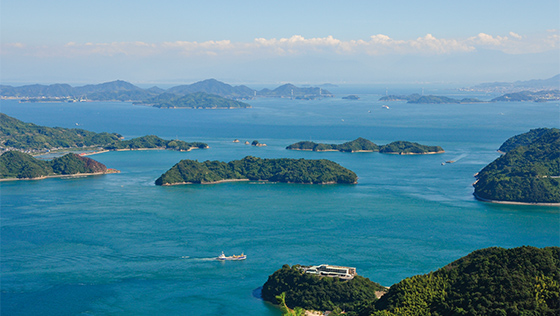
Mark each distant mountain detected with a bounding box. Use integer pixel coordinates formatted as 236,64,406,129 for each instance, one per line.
1,79,334,102
490,90,560,102
167,79,255,99
0,80,158,101
464,74,560,93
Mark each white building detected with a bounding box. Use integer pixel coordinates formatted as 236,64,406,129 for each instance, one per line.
302,264,356,279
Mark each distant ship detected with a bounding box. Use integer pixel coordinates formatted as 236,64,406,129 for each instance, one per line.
217,251,246,261
382,105,390,109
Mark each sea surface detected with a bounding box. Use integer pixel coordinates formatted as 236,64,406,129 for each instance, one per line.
1,86,559,315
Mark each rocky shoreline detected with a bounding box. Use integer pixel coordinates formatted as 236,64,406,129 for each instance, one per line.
0,169,120,182
473,193,560,206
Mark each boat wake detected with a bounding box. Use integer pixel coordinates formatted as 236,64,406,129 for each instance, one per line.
180,256,219,262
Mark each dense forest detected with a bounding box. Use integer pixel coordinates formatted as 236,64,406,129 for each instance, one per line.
155,156,358,185
0,151,110,179
473,128,560,204
0,114,208,153
497,128,558,153
286,138,443,154
262,264,386,313
265,246,559,316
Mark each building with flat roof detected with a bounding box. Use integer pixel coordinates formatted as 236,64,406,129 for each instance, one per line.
302,264,356,279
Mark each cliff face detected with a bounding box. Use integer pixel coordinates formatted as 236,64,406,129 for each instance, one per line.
76,154,107,173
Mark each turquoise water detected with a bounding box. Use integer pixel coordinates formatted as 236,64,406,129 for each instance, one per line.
1,92,559,315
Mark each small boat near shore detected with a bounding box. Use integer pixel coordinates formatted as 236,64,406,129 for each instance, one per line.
217,251,246,261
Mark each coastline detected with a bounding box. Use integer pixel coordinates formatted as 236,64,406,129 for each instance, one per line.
0,170,120,182
159,179,352,186
380,150,445,155
160,179,252,186
473,193,560,206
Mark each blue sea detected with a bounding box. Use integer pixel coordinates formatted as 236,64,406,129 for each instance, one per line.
1,86,559,315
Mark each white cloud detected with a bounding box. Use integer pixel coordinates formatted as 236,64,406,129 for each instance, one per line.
1,31,557,58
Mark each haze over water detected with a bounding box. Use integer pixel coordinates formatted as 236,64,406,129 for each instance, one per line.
1,88,559,315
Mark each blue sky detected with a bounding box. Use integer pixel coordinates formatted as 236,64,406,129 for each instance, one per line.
1,0,559,85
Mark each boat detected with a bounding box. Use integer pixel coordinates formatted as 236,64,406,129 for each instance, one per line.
217,251,246,261
382,105,390,109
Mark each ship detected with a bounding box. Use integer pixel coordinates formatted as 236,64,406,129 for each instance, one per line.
217,251,246,261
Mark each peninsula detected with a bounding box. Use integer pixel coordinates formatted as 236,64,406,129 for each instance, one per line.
473,128,560,205
0,151,119,181
286,138,444,154
0,113,208,155
263,246,559,316
155,156,357,185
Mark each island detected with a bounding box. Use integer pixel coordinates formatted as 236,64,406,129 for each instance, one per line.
342,95,360,100
0,113,208,154
379,141,444,154
286,138,444,154
155,156,358,185
286,138,379,152
379,94,484,104
135,92,251,109
473,128,559,205
0,151,119,180
263,246,559,316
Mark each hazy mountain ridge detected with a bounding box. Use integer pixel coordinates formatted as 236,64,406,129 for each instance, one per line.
463,74,560,93
0,79,330,101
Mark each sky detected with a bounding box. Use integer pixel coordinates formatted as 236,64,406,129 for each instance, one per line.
1,0,559,86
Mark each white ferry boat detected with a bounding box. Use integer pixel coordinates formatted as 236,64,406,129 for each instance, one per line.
217,251,246,261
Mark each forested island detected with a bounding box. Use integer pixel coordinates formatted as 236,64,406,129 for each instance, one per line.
286,138,443,154
264,246,560,316
134,92,251,109
0,151,118,180
379,94,484,104
473,128,560,205
286,138,379,152
0,113,208,154
155,156,357,185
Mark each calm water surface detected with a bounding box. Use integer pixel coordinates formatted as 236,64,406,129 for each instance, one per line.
1,90,559,315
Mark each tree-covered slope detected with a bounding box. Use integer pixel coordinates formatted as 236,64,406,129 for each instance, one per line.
0,151,109,179
473,128,560,204
264,247,559,316
0,113,122,152
0,114,208,153
155,156,358,185
498,128,559,153
369,246,559,316
262,264,386,313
